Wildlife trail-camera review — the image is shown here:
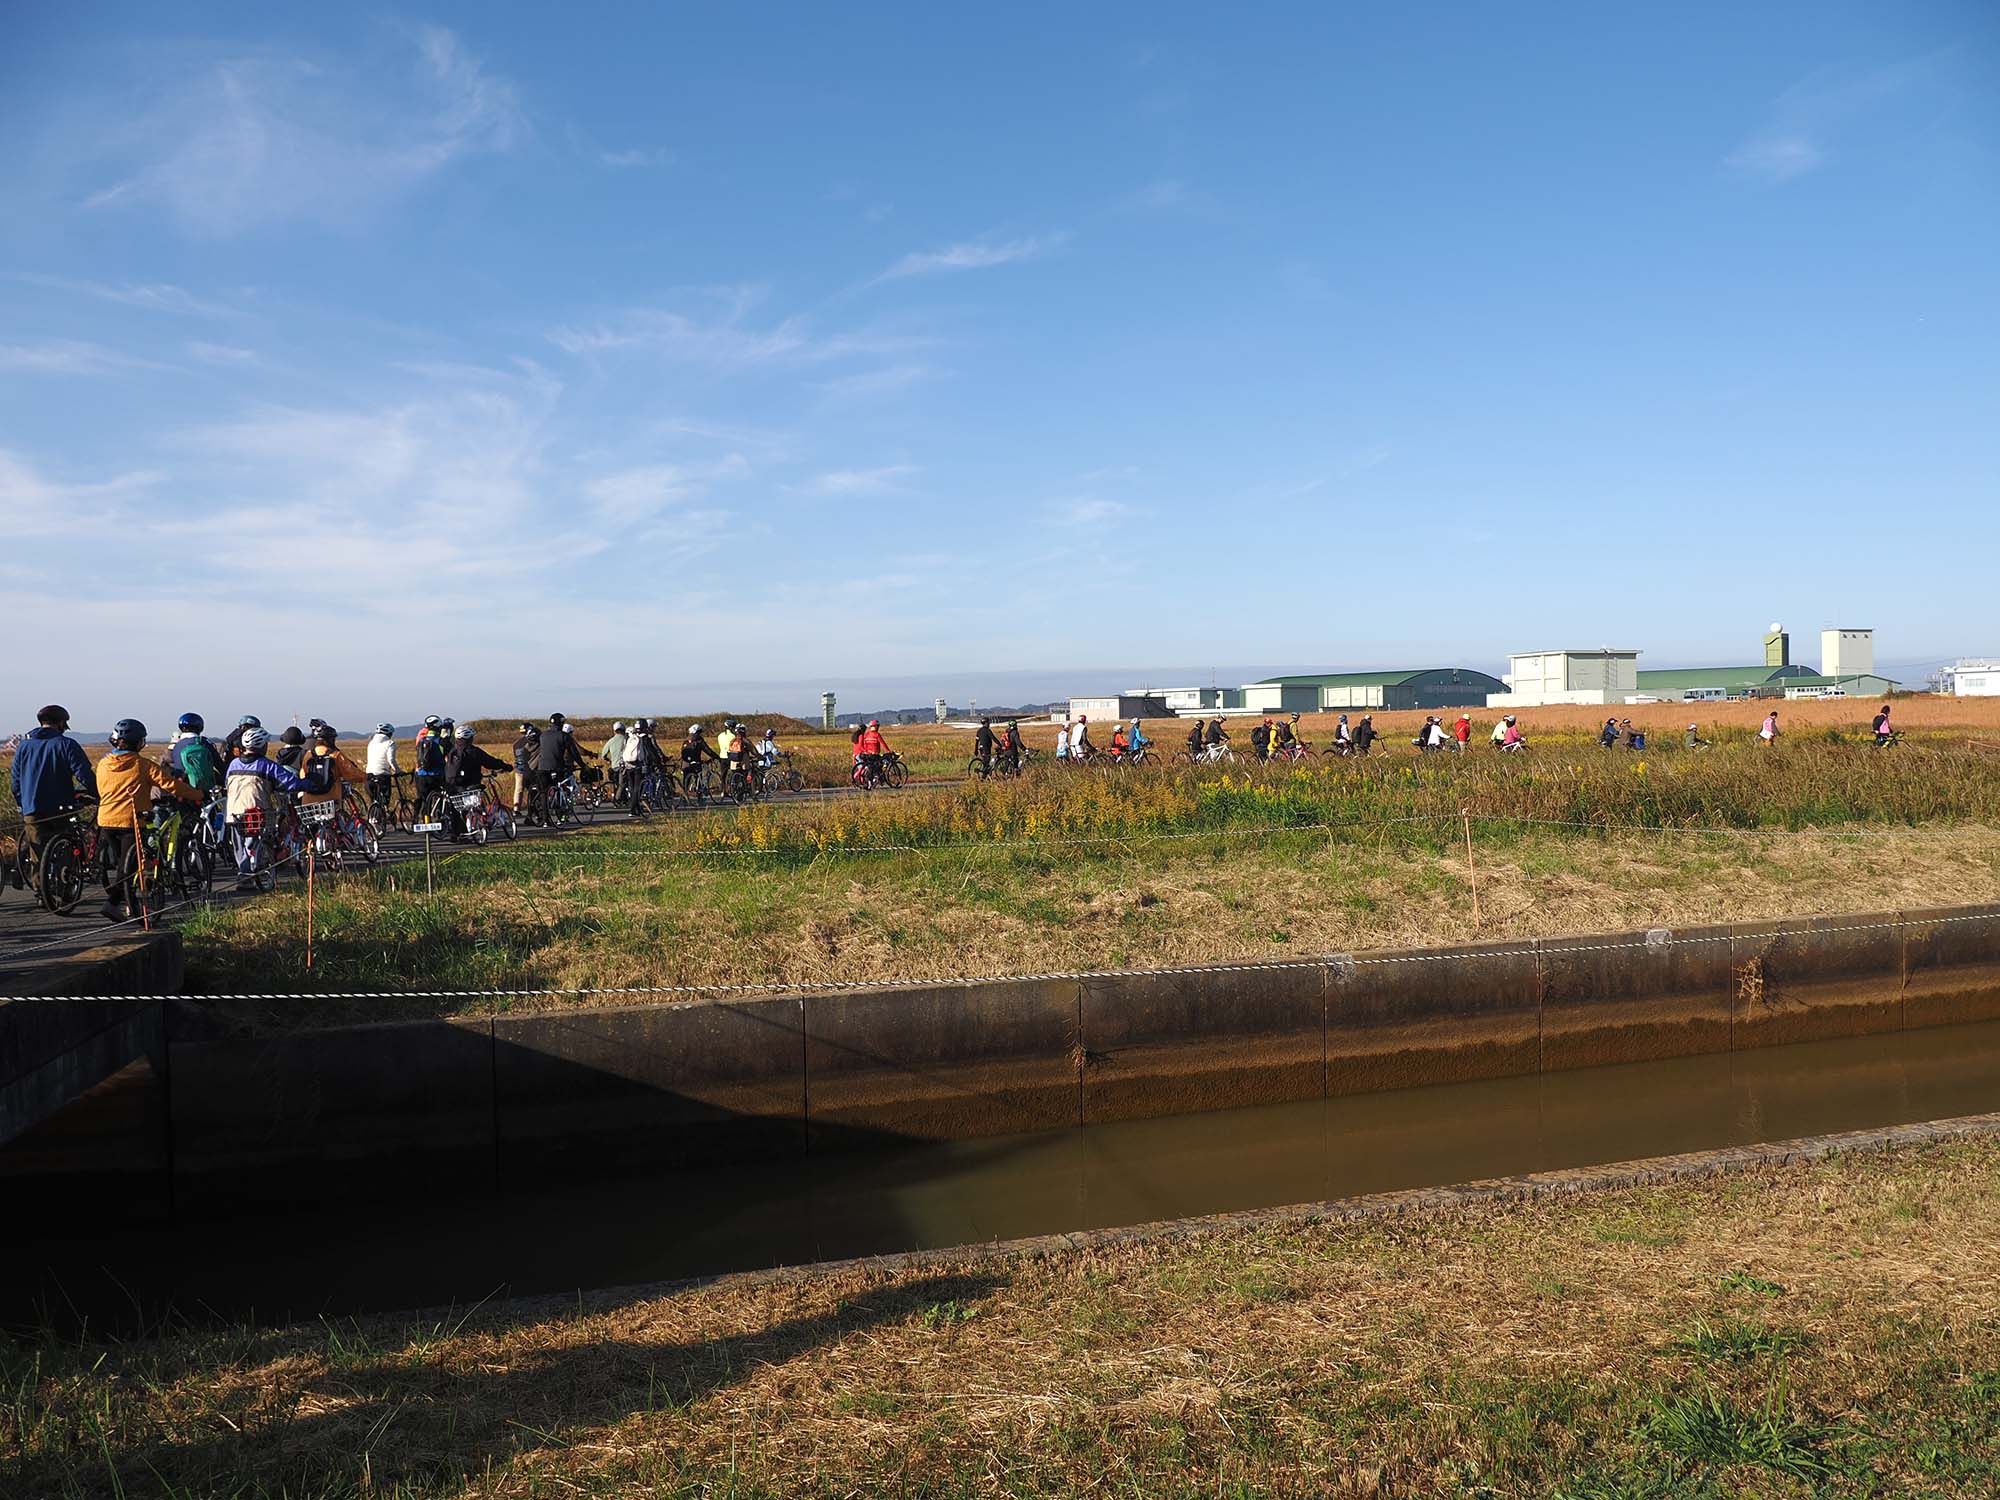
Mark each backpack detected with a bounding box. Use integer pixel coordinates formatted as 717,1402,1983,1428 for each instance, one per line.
415,733,447,775
177,738,223,793
301,751,336,796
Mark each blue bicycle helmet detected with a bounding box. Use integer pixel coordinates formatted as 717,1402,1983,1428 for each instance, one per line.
238,714,262,728
110,719,147,751
178,712,205,734
376,721,394,735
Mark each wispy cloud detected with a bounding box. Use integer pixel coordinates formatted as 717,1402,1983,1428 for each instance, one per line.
0,449,163,535
599,146,671,169
187,340,259,366
1120,178,1191,211
1726,133,1823,183
0,339,167,376
584,455,750,525
814,363,930,401
798,465,918,497
1051,496,1136,529
74,25,523,235
1,272,236,317
876,232,1066,283
1725,53,1947,186
548,309,810,365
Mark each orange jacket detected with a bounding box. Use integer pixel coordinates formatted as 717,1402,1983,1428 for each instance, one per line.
299,746,367,805
94,751,196,830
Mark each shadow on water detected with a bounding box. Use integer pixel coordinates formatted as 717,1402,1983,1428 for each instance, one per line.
5,1013,2000,1337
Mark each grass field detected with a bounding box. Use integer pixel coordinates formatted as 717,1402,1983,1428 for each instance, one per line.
170,725,2000,1027
7,1134,1998,1497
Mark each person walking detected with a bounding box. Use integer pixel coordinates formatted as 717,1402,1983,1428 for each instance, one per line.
1453,714,1472,753
1759,708,1780,747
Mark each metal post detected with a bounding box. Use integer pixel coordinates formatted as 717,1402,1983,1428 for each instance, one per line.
1462,805,1481,932
305,845,315,969
425,829,435,898
132,806,150,931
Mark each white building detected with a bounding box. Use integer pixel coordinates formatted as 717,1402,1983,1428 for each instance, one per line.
1487,649,1641,709
1945,659,2000,697
1821,628,1874,678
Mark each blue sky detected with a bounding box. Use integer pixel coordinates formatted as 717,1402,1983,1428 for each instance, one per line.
3,2,1996,728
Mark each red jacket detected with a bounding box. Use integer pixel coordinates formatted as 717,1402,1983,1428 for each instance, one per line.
1454,718,1471,742
856,728,886,755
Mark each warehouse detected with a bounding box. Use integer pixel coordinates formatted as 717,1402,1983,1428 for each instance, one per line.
1241,668,1506,715
1486,649,1640,709
1945,659,2000,697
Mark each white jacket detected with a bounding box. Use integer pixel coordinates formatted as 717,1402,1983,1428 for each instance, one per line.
365,734,398,775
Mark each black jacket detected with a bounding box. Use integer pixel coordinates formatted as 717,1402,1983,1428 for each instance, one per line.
447,743,511,788
534,729,583,774
512,732,539,770
975,726,996,756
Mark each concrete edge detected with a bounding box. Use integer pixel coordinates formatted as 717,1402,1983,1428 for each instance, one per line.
483,1108,2000,1323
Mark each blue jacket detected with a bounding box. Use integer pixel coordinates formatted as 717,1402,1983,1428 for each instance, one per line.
11,726,95,819
226,755,309,794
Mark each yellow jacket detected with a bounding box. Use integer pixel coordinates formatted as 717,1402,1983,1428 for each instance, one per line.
94,751,196,830
299,746,367,806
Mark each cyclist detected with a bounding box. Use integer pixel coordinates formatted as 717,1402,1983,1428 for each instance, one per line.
1352,714,1379,755
1185,718,1205,759
441,727,510,837
1685,721,1709,750
165,714,227,795
222,714,263,761
1070,715,1093,762
530,712,585,821
510,723,537,815
1333,713,1353,755
1251,717,1272,760
1054,722,1070,762
1453,714,1472,753
681,723,721,793
854,718,888,784
273,724,307,769
1004,718,1025,772
299,723,367,808
224,726,310,889
601,722,628,798
974,716,997,774
1108,722,1130,759
1500,715,1526,752
1490,716,1509,748
11,704,97,885
365,722,398,815
1759,708,1780,747
1204,717,1228,759
623,719,667,816
1872,703,1894,747
758,726,780,772
413,715,450,819
95,719,198,920
1271,716,1297,758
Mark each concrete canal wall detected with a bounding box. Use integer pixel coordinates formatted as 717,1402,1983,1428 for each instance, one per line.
147,903,2000,1206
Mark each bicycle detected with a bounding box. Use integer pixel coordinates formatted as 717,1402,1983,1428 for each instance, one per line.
550,773,592,826
449,781,517,845
371,771,418,835
761,752,805,794
34,815,103,915
148,797,215,900
677,762,718,808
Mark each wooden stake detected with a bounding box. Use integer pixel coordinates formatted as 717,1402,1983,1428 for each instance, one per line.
1461,805,1481,932
306,844,315,970
132,806,150,931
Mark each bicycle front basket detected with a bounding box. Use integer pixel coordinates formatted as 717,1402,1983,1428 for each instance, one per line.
454,789,484,812
297,802,337,826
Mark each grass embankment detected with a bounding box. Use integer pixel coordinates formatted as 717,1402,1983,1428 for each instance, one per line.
176,738,2000,1027
8,1136,1999,1497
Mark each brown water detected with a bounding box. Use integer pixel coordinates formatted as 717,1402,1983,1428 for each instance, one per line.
7,1017,2000,1331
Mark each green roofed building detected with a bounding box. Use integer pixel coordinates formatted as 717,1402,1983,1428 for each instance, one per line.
1634,664,1899,701
1241,668,1507,715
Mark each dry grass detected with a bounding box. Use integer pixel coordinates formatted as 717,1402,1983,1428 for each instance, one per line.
182,818,2000,1030
8,1136,1999,1497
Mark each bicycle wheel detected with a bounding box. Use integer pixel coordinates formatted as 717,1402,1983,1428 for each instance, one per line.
885,758,908,789
496,809,518,841
37,839,86,914
573,789,597,825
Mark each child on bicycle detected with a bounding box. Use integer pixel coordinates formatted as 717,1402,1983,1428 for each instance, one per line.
95,719,199,920
225,726,310,890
